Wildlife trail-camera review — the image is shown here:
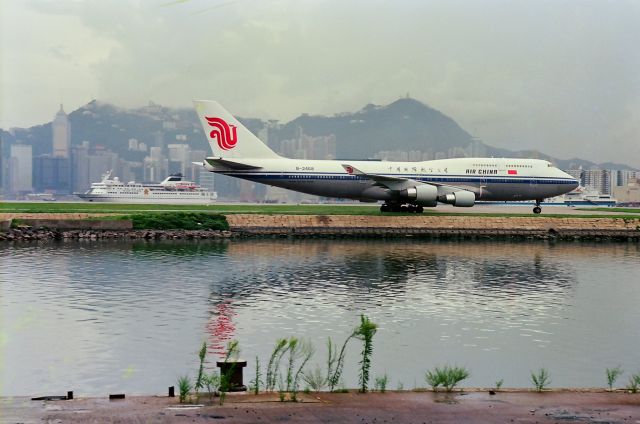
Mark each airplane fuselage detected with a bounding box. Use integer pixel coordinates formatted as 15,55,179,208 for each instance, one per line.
211,157,577,203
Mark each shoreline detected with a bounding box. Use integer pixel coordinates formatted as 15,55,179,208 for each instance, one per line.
2,213,640,241
5,390,639,423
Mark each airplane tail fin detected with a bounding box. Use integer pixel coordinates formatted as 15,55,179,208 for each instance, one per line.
193,100,280,159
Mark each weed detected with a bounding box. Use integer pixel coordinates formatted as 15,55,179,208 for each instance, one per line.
627,373,640,393
327,332,357,392
374,373,389,393
425,368,441,392
355,315,378,393
195,341,207,396
397,381,404,391
495,379,504,391
128,212,228,230
250,356,262,395
177,375,192,403
606,366,623,390
290,339,314,401
202,371,220,401
531,368,551,392
266,338,288,392
302,364,327,392
425,366,470,392
277,376,286,401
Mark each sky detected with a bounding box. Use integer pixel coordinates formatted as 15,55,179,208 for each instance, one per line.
1,0,639,167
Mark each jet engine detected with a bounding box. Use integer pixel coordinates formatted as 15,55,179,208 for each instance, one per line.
399,184,438,207
439,190,475,207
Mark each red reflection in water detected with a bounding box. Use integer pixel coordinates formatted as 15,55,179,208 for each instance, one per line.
206,301,236,358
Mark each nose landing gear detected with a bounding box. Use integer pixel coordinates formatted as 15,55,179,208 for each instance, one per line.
533,200,542,214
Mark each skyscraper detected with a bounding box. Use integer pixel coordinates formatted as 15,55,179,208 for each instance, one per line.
52,104,71,158
9,143,32,194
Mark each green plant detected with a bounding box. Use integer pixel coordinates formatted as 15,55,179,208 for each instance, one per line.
177,375,192,403
327,332,356,392
531,368,551,392
291,340,314,401
495,378,504,391
397,381,404,391
202,371,220,401
277,376,286,401
606,366,623,390
374,373,389,393
302,364,327,392
355,315,378,393
250,356,262,395
285,337,299,392
425,366,470,392
627,373,640,393
266,338,288,392
195,341,207,395
425,368,442,392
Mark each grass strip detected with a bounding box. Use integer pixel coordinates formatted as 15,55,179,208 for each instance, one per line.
2,202,640,219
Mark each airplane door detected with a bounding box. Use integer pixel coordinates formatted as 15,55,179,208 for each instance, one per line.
479,177,487,199
529,177,538,197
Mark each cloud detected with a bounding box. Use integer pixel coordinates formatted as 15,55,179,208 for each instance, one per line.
1,0,639,167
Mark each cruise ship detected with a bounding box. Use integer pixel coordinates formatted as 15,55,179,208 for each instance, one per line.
560,186,617,207
77,171,217,204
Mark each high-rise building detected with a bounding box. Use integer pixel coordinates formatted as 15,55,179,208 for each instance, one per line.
33,155,70,193
9,143,32,194
52,105,71,158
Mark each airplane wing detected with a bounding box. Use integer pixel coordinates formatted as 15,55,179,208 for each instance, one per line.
342,164,419,190
341,164,477,194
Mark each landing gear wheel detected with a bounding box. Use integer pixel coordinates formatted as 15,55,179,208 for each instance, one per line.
533,206,542,214
416,206,424,213
380,204,391,213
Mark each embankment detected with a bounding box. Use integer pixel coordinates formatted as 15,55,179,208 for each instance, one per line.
225,214,640,240
2,214,640,241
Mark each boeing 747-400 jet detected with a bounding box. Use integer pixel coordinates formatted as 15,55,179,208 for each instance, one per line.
194,100,578,214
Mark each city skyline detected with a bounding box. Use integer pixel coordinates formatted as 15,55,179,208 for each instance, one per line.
1,1,639,168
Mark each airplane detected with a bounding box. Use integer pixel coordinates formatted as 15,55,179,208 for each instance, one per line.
193,100,579,214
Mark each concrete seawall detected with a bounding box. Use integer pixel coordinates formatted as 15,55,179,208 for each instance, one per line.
1,214,640,241
226,214,640,239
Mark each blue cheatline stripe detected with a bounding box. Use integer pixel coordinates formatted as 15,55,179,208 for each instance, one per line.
220,172,577,185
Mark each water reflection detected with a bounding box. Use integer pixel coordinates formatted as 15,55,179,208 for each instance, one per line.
1,239,639,395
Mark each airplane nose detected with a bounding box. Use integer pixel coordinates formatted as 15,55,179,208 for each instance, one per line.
560,170,579,190
570,179,579,190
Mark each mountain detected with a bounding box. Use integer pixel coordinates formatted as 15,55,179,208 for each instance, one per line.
275,98,474,159
1,98,636,171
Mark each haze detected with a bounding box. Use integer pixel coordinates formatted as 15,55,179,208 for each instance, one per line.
1,0,638,168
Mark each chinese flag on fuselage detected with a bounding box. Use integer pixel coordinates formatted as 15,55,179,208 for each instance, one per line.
508,169,518,175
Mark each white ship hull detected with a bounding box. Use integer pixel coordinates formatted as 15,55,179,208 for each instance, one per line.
77,172,217,204
77,193,216,204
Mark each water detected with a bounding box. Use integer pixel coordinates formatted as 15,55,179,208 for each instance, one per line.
1,239,639,396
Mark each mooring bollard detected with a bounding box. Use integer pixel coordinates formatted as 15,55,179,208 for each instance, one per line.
168,386,175,397
67,391,73,400
216,359,248,392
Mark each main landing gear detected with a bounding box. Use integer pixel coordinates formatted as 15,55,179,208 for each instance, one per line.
533,200,542,214
380,203,424,213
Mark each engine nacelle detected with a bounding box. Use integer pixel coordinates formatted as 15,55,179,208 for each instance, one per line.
440,190,476,207
400,184,438,206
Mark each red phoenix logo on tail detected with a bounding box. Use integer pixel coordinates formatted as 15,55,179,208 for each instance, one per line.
205,116,238,150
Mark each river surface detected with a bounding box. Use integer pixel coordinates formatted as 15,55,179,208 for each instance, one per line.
2,239,639,396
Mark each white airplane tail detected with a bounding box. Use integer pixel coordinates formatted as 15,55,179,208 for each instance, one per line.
193,100,280,159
